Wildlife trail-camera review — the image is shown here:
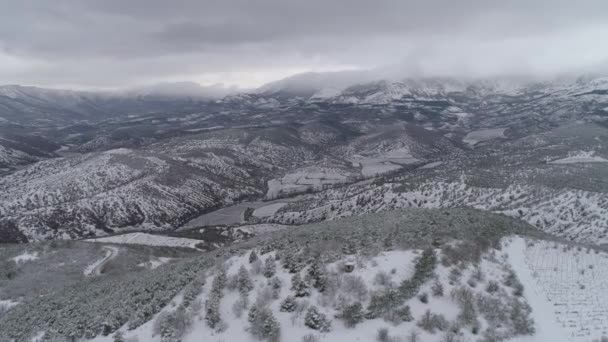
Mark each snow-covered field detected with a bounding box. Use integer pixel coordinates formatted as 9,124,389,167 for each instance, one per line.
89,232,202,249
266,168,351,199
463,128,506,146
550,151,608,164
521,239,608,341
253,203,288,218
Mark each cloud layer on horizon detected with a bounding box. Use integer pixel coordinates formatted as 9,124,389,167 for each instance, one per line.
1,0,608,89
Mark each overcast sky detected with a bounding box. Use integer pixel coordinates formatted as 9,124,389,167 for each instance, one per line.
1,0,608,89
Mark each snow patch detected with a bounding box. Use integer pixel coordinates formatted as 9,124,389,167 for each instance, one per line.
463,128,506,146
549,151,608,164
89,232,202,249
252,203,287,217
11,251,39,263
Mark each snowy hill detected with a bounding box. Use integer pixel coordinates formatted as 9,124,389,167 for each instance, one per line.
3,208,607,342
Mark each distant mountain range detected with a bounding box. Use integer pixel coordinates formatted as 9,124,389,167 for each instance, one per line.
0,73,607,242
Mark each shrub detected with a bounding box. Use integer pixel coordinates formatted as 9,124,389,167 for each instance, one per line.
377,328,390,342
374,271,393,287
113,331,125,342
304,306,332,332
340,302,364,328
485,281,499,293
417,310,448,333
509,299,535,336
342,275,368,302
385,305,413,325
418,292,429,304
451,287,477,326
431,279,444,297
302,334,319,342
0,260,18,280
366,289,400,319
476,294,507,324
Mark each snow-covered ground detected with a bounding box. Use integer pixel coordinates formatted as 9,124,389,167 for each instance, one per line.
11,251,39,263
138,257,173,270
505,237,569,342
549,151,608,164
86,238,542,342
520,239,608,341
266,168,351,199
463,128,506,146
253,203,288,218
235,224,289,235
89,232,202,249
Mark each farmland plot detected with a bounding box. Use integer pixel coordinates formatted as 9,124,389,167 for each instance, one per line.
523,240,608,341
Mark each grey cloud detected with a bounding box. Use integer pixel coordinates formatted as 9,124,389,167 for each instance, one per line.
0,0,607,88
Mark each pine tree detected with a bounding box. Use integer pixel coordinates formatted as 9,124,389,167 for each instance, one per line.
249,306,281,341
280,296,297,312
340,302,364,328
249,250,258,264
237,265,254,295
263,257,276,278
304,306,331,332
291,273,310,297
307,258,327,292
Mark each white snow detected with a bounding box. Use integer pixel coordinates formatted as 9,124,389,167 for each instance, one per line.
235,224,289,235
418,161,444,169
266,168,350,199
89,232,202,249
103,148,132,155
11,251,39,263
252,203,288,217
549,151,608,164
517,238,608,341
138,257,173,270
0,299,19,309
463,128,506,146
505,237,569,342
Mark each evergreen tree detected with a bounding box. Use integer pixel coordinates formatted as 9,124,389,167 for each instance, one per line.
340,302,364,328
307,258,327,292
304,306,332,332
263,257,276,278
237,265,254,295
291,273,310,297
280,296,297,312
249,250,259,264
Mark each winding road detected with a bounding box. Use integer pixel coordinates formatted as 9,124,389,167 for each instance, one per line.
84,246,119,276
